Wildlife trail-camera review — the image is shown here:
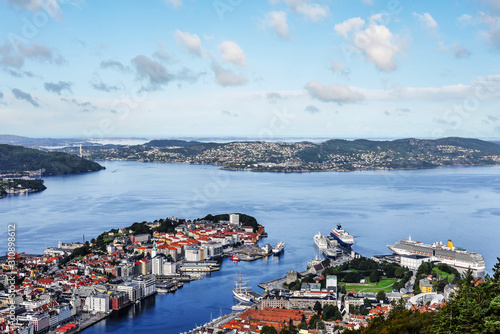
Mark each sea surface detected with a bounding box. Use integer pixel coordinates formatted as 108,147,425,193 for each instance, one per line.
1,161,500,333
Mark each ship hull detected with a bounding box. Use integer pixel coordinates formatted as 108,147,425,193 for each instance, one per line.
330,233,353,248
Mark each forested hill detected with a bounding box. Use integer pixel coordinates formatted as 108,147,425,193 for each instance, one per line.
0,144,104,175
61,137,500,172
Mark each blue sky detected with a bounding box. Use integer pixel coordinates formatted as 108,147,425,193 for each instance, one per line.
0,0,499,139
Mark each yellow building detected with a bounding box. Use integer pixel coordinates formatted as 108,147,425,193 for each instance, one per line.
419,278,433,293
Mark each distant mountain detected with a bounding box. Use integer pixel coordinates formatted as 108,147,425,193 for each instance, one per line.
0,144,105,175
145,139,202,147
55,137,500,172
0,134,93,148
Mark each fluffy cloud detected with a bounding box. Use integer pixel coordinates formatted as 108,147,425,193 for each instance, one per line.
211,62,248,87
132,55,172,89
264,11,290,39
477,12,500,49
305,81,364,104
414,12,438,31
453,44,472,58
270,0,330,21
295,3,330,22
44,81,72,95
218,41,246,66
100,59,128,72
331,60,348,75
334,17,365,37
353,24,403,71
174,30,203,57
304,105,320,113
4,0,61,18
0,42,65,76
12,88,39,107
153,42,170,62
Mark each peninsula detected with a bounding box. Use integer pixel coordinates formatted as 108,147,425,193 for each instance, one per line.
59,137,500,172
0,144,104,198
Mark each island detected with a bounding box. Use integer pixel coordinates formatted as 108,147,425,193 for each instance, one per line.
0,144,105,198
58,137,500,173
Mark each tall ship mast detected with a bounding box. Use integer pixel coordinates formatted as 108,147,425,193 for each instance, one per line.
388,236,486,277
232,273,253,303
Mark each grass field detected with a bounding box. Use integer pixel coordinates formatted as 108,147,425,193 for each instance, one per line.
343,279,397,293
432,267,455,283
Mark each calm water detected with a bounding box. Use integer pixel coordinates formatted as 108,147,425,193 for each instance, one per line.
1,161,500,333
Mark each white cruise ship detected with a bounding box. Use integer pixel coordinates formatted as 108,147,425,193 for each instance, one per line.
313,232,328,248
388,236,486,277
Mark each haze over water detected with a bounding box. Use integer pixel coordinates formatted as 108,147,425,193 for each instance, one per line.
1,161,499,333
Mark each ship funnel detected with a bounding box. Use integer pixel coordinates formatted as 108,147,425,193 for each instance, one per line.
447,240,454,249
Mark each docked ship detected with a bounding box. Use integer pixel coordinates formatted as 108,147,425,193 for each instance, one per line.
232,274,253,303
387,236,486,277
330,224,354,248
272,241,285,255
230,255,241,262
313,232,328,248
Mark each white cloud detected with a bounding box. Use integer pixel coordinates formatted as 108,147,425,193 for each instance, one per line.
174,30,203,56
353,24,403,72
305,81,364,104
334,17,365,37
270,0,330,21
218,41,247,66
264,11,290,39
476,12,500,49
453,44,472,58
414,12,438,31
458,14,473,25
295,3,330,22
164,0,182,9
4,0,61,18
330,60,348,75
211,62,248,87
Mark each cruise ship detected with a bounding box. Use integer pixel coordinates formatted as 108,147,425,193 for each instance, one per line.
272,241,285,255
330,224,354,248
388,236,486,277
313,232,328,248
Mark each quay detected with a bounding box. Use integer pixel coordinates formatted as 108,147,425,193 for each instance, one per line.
182,311,243,334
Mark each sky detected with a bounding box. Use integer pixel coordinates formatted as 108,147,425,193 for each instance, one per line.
0,0,500,140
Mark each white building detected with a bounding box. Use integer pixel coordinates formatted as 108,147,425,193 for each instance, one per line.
185,247,201,261
85,295,110,313
163,261,177,275
132,275,156,299
400,254,432,271
229,214,239,225
117,282,140,303
152,254,167,276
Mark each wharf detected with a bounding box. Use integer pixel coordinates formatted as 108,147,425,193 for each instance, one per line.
258,270,309,291
47,312,109,334
182,311,243,334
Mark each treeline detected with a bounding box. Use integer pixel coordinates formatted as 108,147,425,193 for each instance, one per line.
0,144,104,175
344,258,500,334
199,213,259,232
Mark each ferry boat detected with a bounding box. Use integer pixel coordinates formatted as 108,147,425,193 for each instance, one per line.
330,224,354,248
232,274,253,303
272,241,285,255
313,232,328,248
230,255,241,262
387,236,486,277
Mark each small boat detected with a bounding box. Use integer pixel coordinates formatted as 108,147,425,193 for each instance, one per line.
230,255,241,262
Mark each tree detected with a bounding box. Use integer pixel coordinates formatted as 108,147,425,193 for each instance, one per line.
369,270,381,283
313,301,322,314
322,304,342,321
376,290,386,301
260,325,278,334
394,267,404,278
308,314,324,330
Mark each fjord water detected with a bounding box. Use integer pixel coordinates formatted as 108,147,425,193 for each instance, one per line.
1,161,500,333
